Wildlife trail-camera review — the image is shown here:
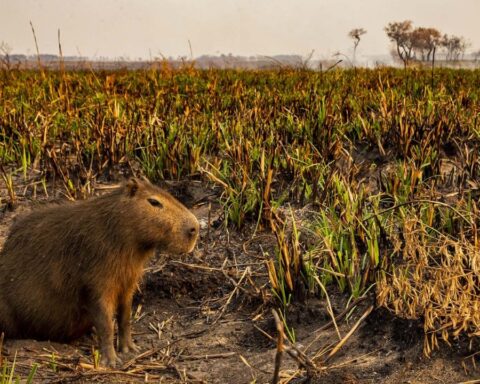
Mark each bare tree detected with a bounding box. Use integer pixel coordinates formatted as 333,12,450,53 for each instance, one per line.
442,34,470,61
385,21,415,67
348,28,367,65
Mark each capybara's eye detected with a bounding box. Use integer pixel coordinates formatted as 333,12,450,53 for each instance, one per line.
147,198,163,208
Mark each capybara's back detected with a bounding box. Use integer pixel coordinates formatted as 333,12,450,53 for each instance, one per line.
0,177,199,366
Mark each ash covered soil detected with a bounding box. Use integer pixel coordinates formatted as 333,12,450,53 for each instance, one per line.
0,181,477,383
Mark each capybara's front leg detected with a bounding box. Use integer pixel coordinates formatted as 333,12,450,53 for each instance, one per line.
118,290,139,354
0,296,18,338
91,299,120,367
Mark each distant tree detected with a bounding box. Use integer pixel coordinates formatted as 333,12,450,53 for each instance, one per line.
385,21,415,67
0,41,12,69
441,34,470,61
348,28,367,65
474,49,480,61
410,27,441,62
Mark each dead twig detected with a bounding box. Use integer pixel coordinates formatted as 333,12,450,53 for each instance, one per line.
324,305,374,362
254,324,318,375
205,202,212,255
305,296,368,353
178,352,237,361
121,340,177,370
212,266,250,325
121,327,211,370
272,309,285,384
47,369,159,383
169,260,225,273
314,276,342,341
172,364,207,383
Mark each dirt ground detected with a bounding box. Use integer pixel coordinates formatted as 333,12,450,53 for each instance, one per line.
0,180,479,383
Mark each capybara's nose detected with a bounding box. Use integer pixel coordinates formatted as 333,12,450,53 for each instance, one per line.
187,225,198,238
186,219,199,237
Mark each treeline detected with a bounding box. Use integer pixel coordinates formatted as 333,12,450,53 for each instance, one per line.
385,20,470,65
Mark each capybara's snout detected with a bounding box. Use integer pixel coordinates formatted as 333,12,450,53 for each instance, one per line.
161,209,200,254
183,214,200,253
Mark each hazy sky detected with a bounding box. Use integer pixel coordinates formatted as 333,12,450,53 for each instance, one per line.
2,0,479,61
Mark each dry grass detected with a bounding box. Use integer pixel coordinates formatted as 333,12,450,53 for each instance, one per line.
378,215,480,355
1,66,480,381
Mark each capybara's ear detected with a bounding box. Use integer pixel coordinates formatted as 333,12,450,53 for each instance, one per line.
126,177,140,197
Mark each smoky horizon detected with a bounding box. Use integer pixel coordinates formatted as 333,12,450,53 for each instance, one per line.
2,0,479,63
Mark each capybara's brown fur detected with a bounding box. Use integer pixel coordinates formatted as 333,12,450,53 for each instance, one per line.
0,177,199,366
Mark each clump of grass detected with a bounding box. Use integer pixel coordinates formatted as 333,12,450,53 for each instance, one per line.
377,201,480,355
0,352,38,384
310,173,383,298
267,208,304,308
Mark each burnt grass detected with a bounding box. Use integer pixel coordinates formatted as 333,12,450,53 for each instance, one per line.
0,179,477,384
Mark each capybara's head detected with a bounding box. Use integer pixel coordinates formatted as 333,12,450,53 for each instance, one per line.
123,177,199,254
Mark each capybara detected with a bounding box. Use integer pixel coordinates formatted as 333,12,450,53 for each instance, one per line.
0,177,199,366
